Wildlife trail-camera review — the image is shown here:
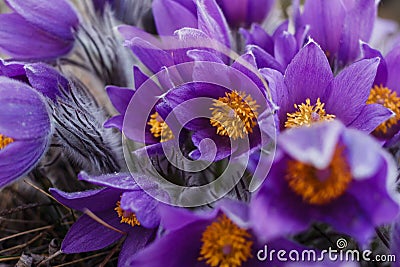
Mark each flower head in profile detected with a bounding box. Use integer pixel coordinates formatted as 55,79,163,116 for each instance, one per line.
0,77,52,188
262,40,392,133
50,172,163,266
251,121,399,245
362,43,400,141
0,0,79,60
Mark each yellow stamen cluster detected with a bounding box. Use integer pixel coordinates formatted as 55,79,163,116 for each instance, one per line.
0,134,14,150
199,214,253,267
366,85,400,134
147,112,174,142
114,201,141,227
285,98,335,128
210,90,259,140
285,146,352,205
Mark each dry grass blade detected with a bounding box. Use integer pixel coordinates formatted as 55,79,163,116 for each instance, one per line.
0,225,53,243
0,232,44,254
52,251,110,267
83,208,126,235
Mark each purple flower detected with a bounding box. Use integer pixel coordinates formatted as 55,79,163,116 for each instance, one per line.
156,53,273,161
50,172,162,266
296,0,377,70
105,66,176,145
362,43,400,141
0,0,79,60
216,0,276,28
251,121,399,245
0,77,52,187
262,40,392,133
127,199,308,266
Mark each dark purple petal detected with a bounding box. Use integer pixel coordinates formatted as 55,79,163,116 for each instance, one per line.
152,0,197,36
118,228,155,266
346,164,398,231
0,14,73,60
385,45,400,93
134,66,149,89
50,187,121,212
0,59,26,79
120,191,160,229
25,63,68,101
0,77,50,140
104,115,123,130
348,104,393,133
251,155,312,241
325,58,379,125
106,86,135,115
61,213,124,253
5,0,79,40
159,204,213,231
247,45,284,73
361,43,387,86
127,222,205,267
240,24,274,55
0,139,48,187
284,41,334,107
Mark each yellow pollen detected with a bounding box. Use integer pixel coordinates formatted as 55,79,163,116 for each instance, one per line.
114,201,140,227
210,90,259,140
285,146,352,205
198,214,253,267
366,85,400,134
285,98,335,128
0,134,14,150
147,112,174,142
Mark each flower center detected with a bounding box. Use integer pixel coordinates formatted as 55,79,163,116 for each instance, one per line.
285,146,352,205
210,90,259,140
147,112,174,142
366,85,400,134
114,201,140,227
198,214,253,267
0,134,14,150
285,98,335,128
